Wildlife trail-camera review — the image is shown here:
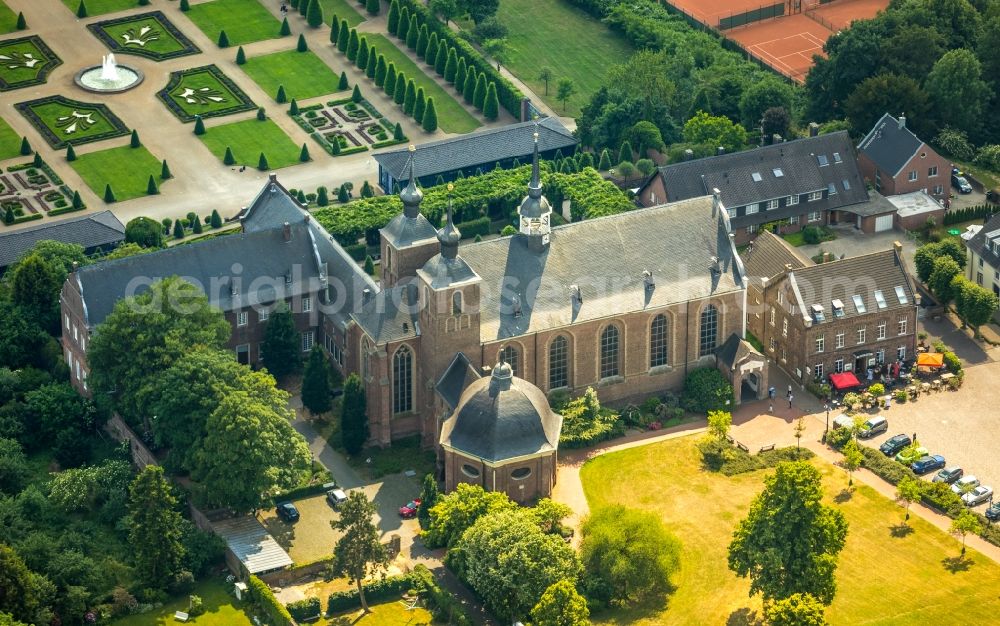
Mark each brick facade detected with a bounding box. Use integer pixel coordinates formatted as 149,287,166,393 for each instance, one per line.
858,147,950,202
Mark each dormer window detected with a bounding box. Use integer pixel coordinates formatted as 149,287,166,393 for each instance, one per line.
817,154,829,167
832,299,844,318
827,183,837,196
874,290,887,309
852,294,866,313
895,286,908,304
842,179,851,190
811,304,825,322
833,152,842,163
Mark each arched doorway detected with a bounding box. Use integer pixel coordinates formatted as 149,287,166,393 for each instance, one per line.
741,372,759,403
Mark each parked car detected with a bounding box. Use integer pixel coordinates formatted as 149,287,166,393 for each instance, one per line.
276,501,300,522
911,455,946,475
962,485,993,507
986,501,1000,521
895,446,928,465
880,434,911,456
398,499,422,519
326,488,348,507
857,416,888,439
952,172,973,194
951,475,980,495
932,466,964,484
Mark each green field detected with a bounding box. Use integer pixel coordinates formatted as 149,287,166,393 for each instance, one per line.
496,0,634,116
242,49,345,102
197,118,302,169
0,1,18,33
60,0,138,15
581,436,1000,625
19,98,128,148
97,14,196,58
160,65,257,121
0,37,60,90
185,0,284,46
71,145,165,201
112,578,254,626
320,0,365,27
325,600,434,625
0,116,22,159
363,34,480,134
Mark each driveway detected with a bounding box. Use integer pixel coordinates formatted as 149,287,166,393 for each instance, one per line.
854,360,1000,515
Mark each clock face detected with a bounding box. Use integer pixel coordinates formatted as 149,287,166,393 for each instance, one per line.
541,214,549,226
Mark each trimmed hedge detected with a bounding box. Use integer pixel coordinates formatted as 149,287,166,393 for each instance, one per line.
943,204,996,226
86,11,201,60
156,64,258,123
286,597,321,622
247,576,293,626
455,216,490,239
410,564,474,626
327,575,411,614
271,482,329,505
700,440,815,475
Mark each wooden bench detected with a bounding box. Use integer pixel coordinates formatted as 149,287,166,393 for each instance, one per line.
174,612,189,622
759,444,776,453
736,441,749,453
725,434,735,444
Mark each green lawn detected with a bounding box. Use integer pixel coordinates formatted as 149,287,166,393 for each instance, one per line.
60,0,139,15
197,118,302,169
581,435,1000,625
0,1,18,33
18,97,129,148
363,34,480,134
71,145,164,201
0,37,60,90
496,0,634,117
160,65,257,121
242,49,345,102
320,0,365,27
185,0,284,46
97,14,197,59
325,599,433,625
0,115,22,160
112,578,254,626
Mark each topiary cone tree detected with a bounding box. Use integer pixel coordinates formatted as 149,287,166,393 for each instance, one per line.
393,72,406,105
258,152,269,171
180,0,190,10
384,63,397,97
193,115,206,135
338,71,349,90
72,190,83,209
210,209,222,229
289,98,299,115
306,0,325,27
76,0,88,18
422,97,438,132
347,29,360,61
463,69,476,104
218,30,229,48
299,143,310,162
297,33,308,52
352,84,362,103
366,0,380,16
473,73,487,110
337,19,350,52
161,159,172,179
146,175,159,195
19,136,30,156
66,144,76,161
15,12,26,30
280,16,291,36
276,85,287,103
483,82,499,121
374,55,387,87
130,129,141,148
413,87,426,123
223,146,236,165
356,36,369,69
103,184,116,203
393,122,404,141
236,46,246,64
257,106,267,121
387,0,399,33
365,46,377,78
403,79,416,115
173,219,184,239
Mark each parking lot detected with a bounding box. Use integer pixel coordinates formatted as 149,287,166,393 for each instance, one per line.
854,360,1000,513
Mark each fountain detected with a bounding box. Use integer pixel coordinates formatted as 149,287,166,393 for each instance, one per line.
74,52,143,93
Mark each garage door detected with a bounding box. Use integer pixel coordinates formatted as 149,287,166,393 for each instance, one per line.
875,214,893,232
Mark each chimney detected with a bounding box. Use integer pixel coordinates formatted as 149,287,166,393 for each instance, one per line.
683,148,694,161
711,187,722,217
898,114,906,130
72,261,79,271
362,288,372,304
717,146,725,156
893,241,903,264
808,122,819,137
282,221,291,242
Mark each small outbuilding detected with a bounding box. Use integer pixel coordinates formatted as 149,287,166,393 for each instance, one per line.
438,359,562,504
887,191,946,232
212,516,292,578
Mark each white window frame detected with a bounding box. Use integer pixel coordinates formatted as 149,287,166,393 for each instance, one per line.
808,211,822,222
766,199,779,210
301,330,314,352
727,208,737,219
857,328,866,344
788,215,799,225
302,296,312,313
928,165,938,177
834,358,844,373
782,318,788,337
237,311,248,327
769,306,775,326
745,203,759,215
908,170,918,182
877,321,886,340
897,346,906,361
835,332,844,349
898,318,908,335
814,363,824,378
787,194,799,206
815,336,824,353
807,191,823,202
259,309,269,322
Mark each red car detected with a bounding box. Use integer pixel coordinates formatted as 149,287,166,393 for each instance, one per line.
398,499,421,518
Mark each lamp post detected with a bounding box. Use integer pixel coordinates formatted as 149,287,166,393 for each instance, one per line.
823,402,830,438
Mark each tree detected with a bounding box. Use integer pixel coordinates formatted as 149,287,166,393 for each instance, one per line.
393,121,404,140
403,79,417,115
18,136,29,156
341,373,368,454
417,473,439,523
556,78,576,114
444,48,458,83
374,54,387,87
193,389,311,513
261,303,299,379
236,46,246,64
9,255,59,330
728,462,848,604
15,12,25,30
387,0,399,32
451,509,582,621
366,0,380,16
217,29,229,48
360,180,374,198
414,87,427,123
431,0,459,24
317,186,330,206
124,216,164,248
397,7,411,39
539,66,554,96
683,111,748,153
581,505,679,605
76,0,87,18
738,76,794,131
463,69,477,103
289,98,300,116
844,73,930,140
192,215,203,234
104,183,118,203
421,97,438,132
0,544,50,624
416,24,429,58
210,209,222,228
482,38,509,71
306,0,324,27
365,45,377,77
636,158,655,177
127,466,185,590
929,256,962,304
72,190,84,208
146,174,159,195
483,82,499,120
463,0,499,23
66,144,76,161
331,491,389,613
180,0,190,10
530,579,590,626
394,71,407,105
615,161,635,183
950,509,982,556
347,30,360,61
280,16,291,36
955,279,999,337
626,120,665,155
337,19,350,52
896,476,921,523
296,32,308,52
384,63,397,97
299,143,311,162
425,483,517,548
302,345,332,415
841,438,862,487
761,106,791,142
707,409,732,442
193,115,206,135
473,73,487,110
337,183,349,202
764,593,828,626
597,149,611,171
356,36,369,69
925,49,989,139
454,57,468,93
352,84,362,103
172,219,185,240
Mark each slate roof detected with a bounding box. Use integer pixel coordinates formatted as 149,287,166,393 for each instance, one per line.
716,333,764,371
651,132,868,222
0,210,125,269
458,196,746,340
238,173,308,233
857,113,925,177
742,230,810,287
381,212,438,247
837,191,897,217
965,213,1000,270
212,516,292,574
417,253,480,290
350,285,421,345
435,352,481,410
374,116,577,181
787,248,915,325
440,366,561,463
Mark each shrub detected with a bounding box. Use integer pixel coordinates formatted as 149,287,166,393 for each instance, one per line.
802,225,822,245
286,597,321,621
934,127,974,161
942,351,962,374
700,440,814,475
682,367,733,414
857,446,913,486
326,575,411,613
559,387,625,448
867,383,885,396
823,426,854,450
247,576,293,626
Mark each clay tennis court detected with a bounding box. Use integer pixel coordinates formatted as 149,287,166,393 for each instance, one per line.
665,0,791,28
726,14,830,82
806,0,889,31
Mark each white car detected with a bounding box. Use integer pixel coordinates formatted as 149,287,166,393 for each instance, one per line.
962,485,993,507
951,475,980,495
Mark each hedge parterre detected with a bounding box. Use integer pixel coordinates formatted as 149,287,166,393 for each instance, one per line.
86,11,201,61
0,36,62,91
158,65,257,122
15,95,129,149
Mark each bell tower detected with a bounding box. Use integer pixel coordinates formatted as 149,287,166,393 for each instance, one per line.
380,145,440,287
517,129,553,253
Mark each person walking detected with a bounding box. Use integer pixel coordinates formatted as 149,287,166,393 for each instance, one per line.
788,393,794,410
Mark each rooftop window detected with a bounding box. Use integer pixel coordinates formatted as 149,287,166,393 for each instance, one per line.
817,154,829,167
827,183,837,195
751,172,763,182
895,286,908,304
833,152,842,163
811,304,825,322
843,179,851,190
852,294,866,313
874,290,887,309
832,299,844,318
773,167,784,177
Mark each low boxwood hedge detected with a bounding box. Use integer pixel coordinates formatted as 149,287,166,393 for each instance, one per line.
327,575,411,614
286,596,321,622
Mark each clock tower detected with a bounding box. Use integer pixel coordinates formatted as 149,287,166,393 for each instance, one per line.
517,130,552,253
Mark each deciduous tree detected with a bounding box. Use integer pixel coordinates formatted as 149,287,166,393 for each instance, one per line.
128,466,185,590
841,438,862,487
556,78,576,114
331,491,389,613
951,509,982,556
261,303,299,379
539,66,553,96
896,476,921,523
302,344,333,415
683,111,748,153
925,49,989,140
929,256,962,305
425,483,517,548
764,593,828,626
707,409,731,442
530,579,590,626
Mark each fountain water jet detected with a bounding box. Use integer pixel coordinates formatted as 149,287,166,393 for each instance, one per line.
74,52,143,93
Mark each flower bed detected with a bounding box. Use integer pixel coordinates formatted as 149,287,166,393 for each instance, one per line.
157,65,257,122
86,11,200,61
15,95,129,149
0,36,62,91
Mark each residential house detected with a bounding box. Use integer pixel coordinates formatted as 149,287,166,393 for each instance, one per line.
0,210,125,273
857,113,951,203
963,213,1000,321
